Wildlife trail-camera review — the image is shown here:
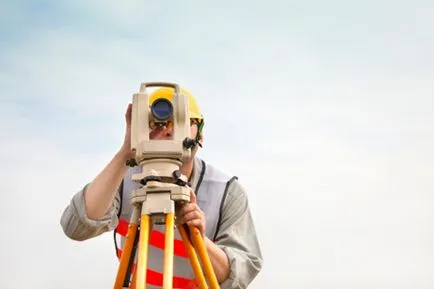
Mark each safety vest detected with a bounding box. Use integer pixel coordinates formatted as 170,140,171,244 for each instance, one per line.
114,159,236,289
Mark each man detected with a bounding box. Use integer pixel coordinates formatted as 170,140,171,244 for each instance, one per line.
60,85,263,289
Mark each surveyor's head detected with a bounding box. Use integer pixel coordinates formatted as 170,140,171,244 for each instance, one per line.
147,86,204,149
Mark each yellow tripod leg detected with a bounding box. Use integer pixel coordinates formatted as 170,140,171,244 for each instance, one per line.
114,206,140,289
178,225,208,289
190,227,220,289
163,213,175,289
135,214,151,289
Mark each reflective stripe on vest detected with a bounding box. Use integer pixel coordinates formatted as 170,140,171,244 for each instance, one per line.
114,158,235,289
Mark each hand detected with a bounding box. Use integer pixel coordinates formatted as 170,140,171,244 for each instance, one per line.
178,190,206,234
120,103,134,160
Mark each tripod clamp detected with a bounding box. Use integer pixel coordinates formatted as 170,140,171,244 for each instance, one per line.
138,170,189,187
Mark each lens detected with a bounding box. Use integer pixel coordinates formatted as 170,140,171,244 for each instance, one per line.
151,98,173,121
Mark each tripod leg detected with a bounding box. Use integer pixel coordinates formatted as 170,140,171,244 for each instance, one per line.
114,205,140,289
178,224,208,289
135,213,151,289
131,220,152,289
163,213,175,289
190,227,220,289
130,264,137,289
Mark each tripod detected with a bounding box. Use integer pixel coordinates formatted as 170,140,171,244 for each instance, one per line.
113,161,219,289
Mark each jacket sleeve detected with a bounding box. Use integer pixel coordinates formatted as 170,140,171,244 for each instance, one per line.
60,183,121,241
214,179,263,289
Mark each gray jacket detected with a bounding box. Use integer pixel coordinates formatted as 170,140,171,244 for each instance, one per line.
60,157,263,288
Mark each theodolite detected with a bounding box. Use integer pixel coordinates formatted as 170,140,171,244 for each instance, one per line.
113,82,219,289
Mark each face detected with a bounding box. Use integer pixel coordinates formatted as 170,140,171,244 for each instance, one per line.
149,120,199,141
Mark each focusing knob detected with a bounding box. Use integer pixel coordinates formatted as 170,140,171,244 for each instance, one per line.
173,169,189,186
173,170,182,178
183,137,196,149
126,158,137,167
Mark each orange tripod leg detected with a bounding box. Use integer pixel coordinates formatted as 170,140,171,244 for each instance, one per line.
114,206,140,289
130,264,137,289
135,214,151,289
190,227,220,289
178,225,208,289
163,213,175,289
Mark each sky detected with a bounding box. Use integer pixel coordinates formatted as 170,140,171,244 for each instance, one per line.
1,0,433,288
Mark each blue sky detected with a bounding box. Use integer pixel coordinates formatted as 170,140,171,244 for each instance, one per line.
1,1,434,289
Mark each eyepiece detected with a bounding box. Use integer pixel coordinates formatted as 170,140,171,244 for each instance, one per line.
151,98,173,121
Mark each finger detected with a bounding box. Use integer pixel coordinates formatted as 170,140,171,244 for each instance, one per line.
182,211,203,223
179,203,196,215
125,103,132,116
125,103,132,125
190,189,197,204
187,220,204,232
